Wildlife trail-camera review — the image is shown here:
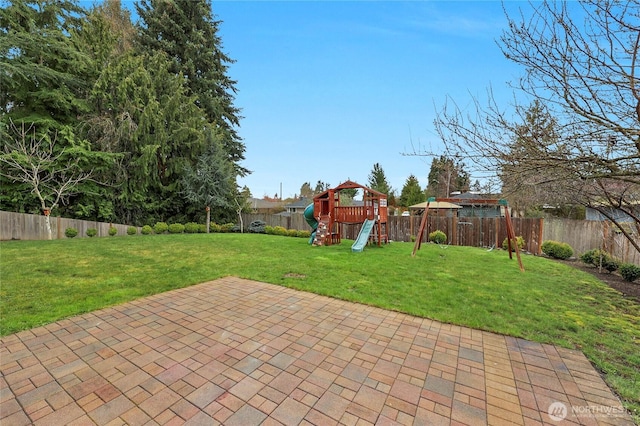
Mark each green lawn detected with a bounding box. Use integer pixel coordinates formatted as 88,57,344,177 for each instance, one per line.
1,233,638,420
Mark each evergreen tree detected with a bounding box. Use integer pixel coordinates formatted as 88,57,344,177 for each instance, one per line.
499,100,561,214
0,0,119,216
426,156,470,198
367,163,392,195
239,185,252,200
182,130,234,232
387,190,397,207
64,0,137,220
0,0,90,129
399,174,426,207
299,182,314,199
339,186,358,205
92,0,135,57
76,0,135,82
314,181,330,194
134,0,247,176
89,51,209,224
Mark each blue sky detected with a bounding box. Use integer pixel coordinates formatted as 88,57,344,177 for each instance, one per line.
123,1,531,199
210,1,528,199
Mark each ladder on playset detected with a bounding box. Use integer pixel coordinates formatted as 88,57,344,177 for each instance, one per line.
313,216,330,246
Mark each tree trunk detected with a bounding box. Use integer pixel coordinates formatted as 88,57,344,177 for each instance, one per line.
233,198,244,233
44,209,52,240
205,206,211,233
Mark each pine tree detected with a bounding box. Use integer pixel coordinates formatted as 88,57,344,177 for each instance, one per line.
314,181,330,194
399,174,426,207
182,130,234,231
0,0,90,129
134,0,247,176
367,163,392,195
499,100,561,214
339,187,358,205
0,0,118,216
89,52,209,224
77,0,135,82
426,156,470,198
92,0,135,57
299,182,314,199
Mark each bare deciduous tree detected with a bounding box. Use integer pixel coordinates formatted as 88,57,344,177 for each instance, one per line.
0,122,95,239
414,0,639,254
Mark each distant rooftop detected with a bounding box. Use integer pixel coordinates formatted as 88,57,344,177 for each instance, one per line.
247,197,285,209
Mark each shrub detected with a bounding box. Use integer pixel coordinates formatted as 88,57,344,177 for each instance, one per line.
580,249,620,273
127,226,137,236
220,223,235,233
154,222,168,234
429,230,447,244
602,257,620,273
541,240,574,260
265,226,274,235
619,263,640,282
581,249,609,266
141,225,153,235
581,249,598,265
198,224,207,233
168,223,185,234
65,227,78,238
287,229,298,237
86,228,98,238
273,226,287,236
210,223,221,233
184,222,200,234
296,230,311,238
108,226,118,236
248,220,266,233
502,236,525,252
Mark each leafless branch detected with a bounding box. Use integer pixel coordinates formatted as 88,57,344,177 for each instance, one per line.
0,120,93,212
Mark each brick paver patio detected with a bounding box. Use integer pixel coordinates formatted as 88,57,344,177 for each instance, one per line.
1,277,633,425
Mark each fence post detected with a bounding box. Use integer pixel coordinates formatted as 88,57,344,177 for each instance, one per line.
451,215,458,245
537,218,544,254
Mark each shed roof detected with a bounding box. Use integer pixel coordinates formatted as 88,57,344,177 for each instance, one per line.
409,201,462,210
284,197,312,209
247,198,285,209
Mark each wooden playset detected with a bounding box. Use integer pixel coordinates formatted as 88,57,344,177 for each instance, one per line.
311,180,388,250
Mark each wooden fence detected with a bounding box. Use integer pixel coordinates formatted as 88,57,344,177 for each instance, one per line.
543,218,639,265
1,210,637,265
243,213,543,252
0,211,138,240
242,213,638,265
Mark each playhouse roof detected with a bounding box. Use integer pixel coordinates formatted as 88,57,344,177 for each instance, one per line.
314,180,387,200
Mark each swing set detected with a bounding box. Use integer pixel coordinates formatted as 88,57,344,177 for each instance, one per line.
411,197,524,272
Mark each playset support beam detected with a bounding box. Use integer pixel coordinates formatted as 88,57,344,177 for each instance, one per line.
412,197,524,271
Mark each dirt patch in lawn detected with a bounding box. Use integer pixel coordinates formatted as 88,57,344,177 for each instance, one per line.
283,273,306,279
556,259,640,303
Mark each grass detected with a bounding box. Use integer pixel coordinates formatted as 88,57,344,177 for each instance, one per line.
1,233,638,420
